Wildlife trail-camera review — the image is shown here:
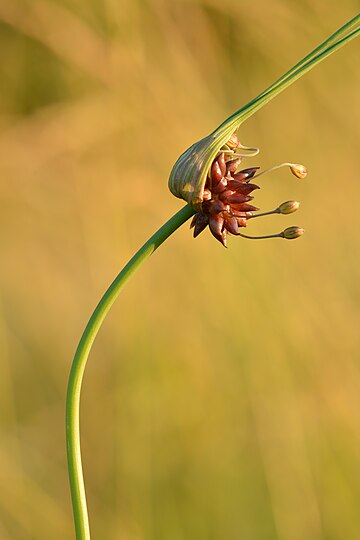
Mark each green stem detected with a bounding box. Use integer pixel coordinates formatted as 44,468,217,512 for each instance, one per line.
66,204,195,540
213,13,360,136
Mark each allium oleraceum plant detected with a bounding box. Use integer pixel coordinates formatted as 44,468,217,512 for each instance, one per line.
66,14,360,540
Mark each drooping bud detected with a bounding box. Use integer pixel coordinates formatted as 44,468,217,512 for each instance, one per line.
282,226,305,239
226,132,240,151
278,200,300,214
290,163,307,179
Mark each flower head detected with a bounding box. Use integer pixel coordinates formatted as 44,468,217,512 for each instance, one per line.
190,151,259,246
186,133,306,247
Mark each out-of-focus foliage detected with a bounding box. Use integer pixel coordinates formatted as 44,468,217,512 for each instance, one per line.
0,1,359,539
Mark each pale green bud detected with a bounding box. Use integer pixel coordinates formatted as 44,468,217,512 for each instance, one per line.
290,163,307,179
278,200,300,214
282,226,305,239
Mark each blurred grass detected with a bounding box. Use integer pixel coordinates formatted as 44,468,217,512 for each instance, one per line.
0,1,360,538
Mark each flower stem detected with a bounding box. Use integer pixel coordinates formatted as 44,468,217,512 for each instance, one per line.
212,13,360,137
66,204,195,540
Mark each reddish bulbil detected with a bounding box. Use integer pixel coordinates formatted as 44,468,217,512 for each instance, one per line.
190,152,260,247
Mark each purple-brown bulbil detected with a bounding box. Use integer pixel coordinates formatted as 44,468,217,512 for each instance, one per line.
190,151,260,247
188,133,305,247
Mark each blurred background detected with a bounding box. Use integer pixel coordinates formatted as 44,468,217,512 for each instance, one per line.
0,1,360,538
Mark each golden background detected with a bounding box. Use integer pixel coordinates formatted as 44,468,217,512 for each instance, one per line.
0,1,359,538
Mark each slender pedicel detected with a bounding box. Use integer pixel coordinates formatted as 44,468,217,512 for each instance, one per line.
253,162,308,180
239,226,305,240
247,200,300,219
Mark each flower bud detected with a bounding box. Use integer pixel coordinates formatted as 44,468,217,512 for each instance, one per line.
278,200,300,214
282,226,305,239
226,132,240,150
290,163,307,179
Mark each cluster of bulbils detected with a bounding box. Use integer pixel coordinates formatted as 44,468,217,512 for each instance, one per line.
190,133,307,247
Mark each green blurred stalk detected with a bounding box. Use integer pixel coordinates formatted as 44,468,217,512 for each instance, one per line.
218,12,360,133
66,14,359,540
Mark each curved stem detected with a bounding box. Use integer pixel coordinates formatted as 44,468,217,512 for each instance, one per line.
66,204,195,540
212,13,360,137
